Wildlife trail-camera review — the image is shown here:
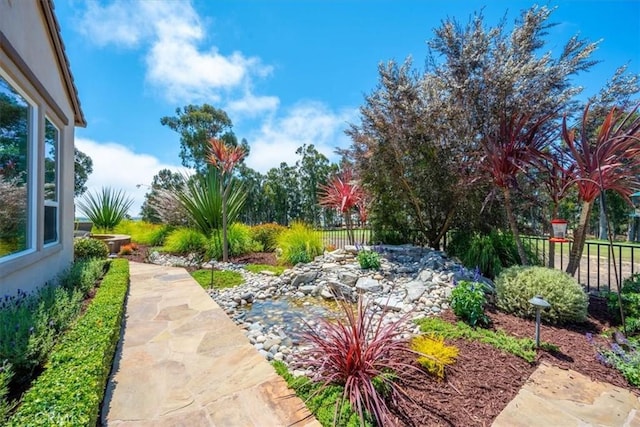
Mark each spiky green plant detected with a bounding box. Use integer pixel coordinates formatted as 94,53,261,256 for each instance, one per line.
75,187,133,232
170,169,245,239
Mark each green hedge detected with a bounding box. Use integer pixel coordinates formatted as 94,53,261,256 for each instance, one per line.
8,259,129,426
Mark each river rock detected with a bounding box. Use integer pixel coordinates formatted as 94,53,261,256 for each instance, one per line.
291,271,318,287
355,277,382,293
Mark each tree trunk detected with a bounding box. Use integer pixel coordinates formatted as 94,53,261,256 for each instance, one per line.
502,187,528,266
598,196,607,239
548,206,557,269
566,199,593,276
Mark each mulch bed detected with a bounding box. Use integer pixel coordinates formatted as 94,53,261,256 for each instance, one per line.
390,298,637,427
119,248,636,426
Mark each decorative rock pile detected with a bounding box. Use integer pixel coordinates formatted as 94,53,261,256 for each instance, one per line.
149,245,490,372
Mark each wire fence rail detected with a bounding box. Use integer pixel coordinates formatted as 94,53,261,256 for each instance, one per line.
318,226,640,293
522,236,640,293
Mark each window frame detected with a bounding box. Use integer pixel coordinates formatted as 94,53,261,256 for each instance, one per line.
0,56,66,270
43,116,60,247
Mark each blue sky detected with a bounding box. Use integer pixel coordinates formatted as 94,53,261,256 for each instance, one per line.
55,0,640,215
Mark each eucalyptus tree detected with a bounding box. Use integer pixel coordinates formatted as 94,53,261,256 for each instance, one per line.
160,104,237,172
74,148,93,197
264,162,302,225
295,144,333,227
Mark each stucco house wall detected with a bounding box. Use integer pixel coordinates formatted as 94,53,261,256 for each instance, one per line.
0,0,85,295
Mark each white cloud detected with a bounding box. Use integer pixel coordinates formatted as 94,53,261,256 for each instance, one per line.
245,102,358,173
77,0,274,108
75,138,186,217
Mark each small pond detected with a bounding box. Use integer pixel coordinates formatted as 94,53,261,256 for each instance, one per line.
237,296,346,339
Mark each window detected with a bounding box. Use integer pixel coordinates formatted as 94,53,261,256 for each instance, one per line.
0,74,32,258
44,118,58,245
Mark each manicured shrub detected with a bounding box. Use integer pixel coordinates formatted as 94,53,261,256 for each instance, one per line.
250,223,286,252
74,237,109,261
276,222,323,265
450,280,489,327
206,223,261,260
410,334,458,379
8,259,129,426
163,228,207,255
190,269,244,289
496,266,588,324
300,298,421,426
357,249,381,270
446,230,540,279
0,362,14,422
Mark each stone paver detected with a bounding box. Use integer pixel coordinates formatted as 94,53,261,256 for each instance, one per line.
102,262,319,427
493,362,640,427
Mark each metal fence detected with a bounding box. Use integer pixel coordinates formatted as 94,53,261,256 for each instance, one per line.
319,226,640,293
522,236,640,293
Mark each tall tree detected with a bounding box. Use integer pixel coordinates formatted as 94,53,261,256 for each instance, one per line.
428,5,598,264
160,104,236,172
295,144,332,227
73,148,93,197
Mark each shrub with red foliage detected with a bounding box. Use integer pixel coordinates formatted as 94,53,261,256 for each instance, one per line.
300,298,422,426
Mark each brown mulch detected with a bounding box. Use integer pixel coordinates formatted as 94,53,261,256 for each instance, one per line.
229,251,278,265
390,297,637,427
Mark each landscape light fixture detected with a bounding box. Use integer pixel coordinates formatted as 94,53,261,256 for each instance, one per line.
108,241,117,258
529,295,550,348
550,219,569,243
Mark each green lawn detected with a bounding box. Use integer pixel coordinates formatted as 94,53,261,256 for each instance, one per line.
191,269,244,289
523,237,640,263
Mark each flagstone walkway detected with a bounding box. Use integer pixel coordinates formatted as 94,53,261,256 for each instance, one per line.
101,262,319,427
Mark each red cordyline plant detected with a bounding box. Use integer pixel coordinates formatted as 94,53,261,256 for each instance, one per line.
481,111,555,266
562,104,640,276
300,298,422,426
318,168,366,246
207,138,247,262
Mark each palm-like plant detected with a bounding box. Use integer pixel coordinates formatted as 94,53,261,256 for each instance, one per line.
562,105,640,275
207,138,247,262
318,168,365,246
170,169,246,241
480,111,554,265
76,187,133,232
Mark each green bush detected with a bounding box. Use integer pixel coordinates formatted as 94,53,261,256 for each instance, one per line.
495,266,588,324
0,260,105,380
0,362,14,422
276,222,323,265
450,281,489,327
605,273,640,335
250,223,286,252
74,237,109,261
357,250,381,270
163,228,207,255
8,259,129,427
207,223,261,260
446,230,540,279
